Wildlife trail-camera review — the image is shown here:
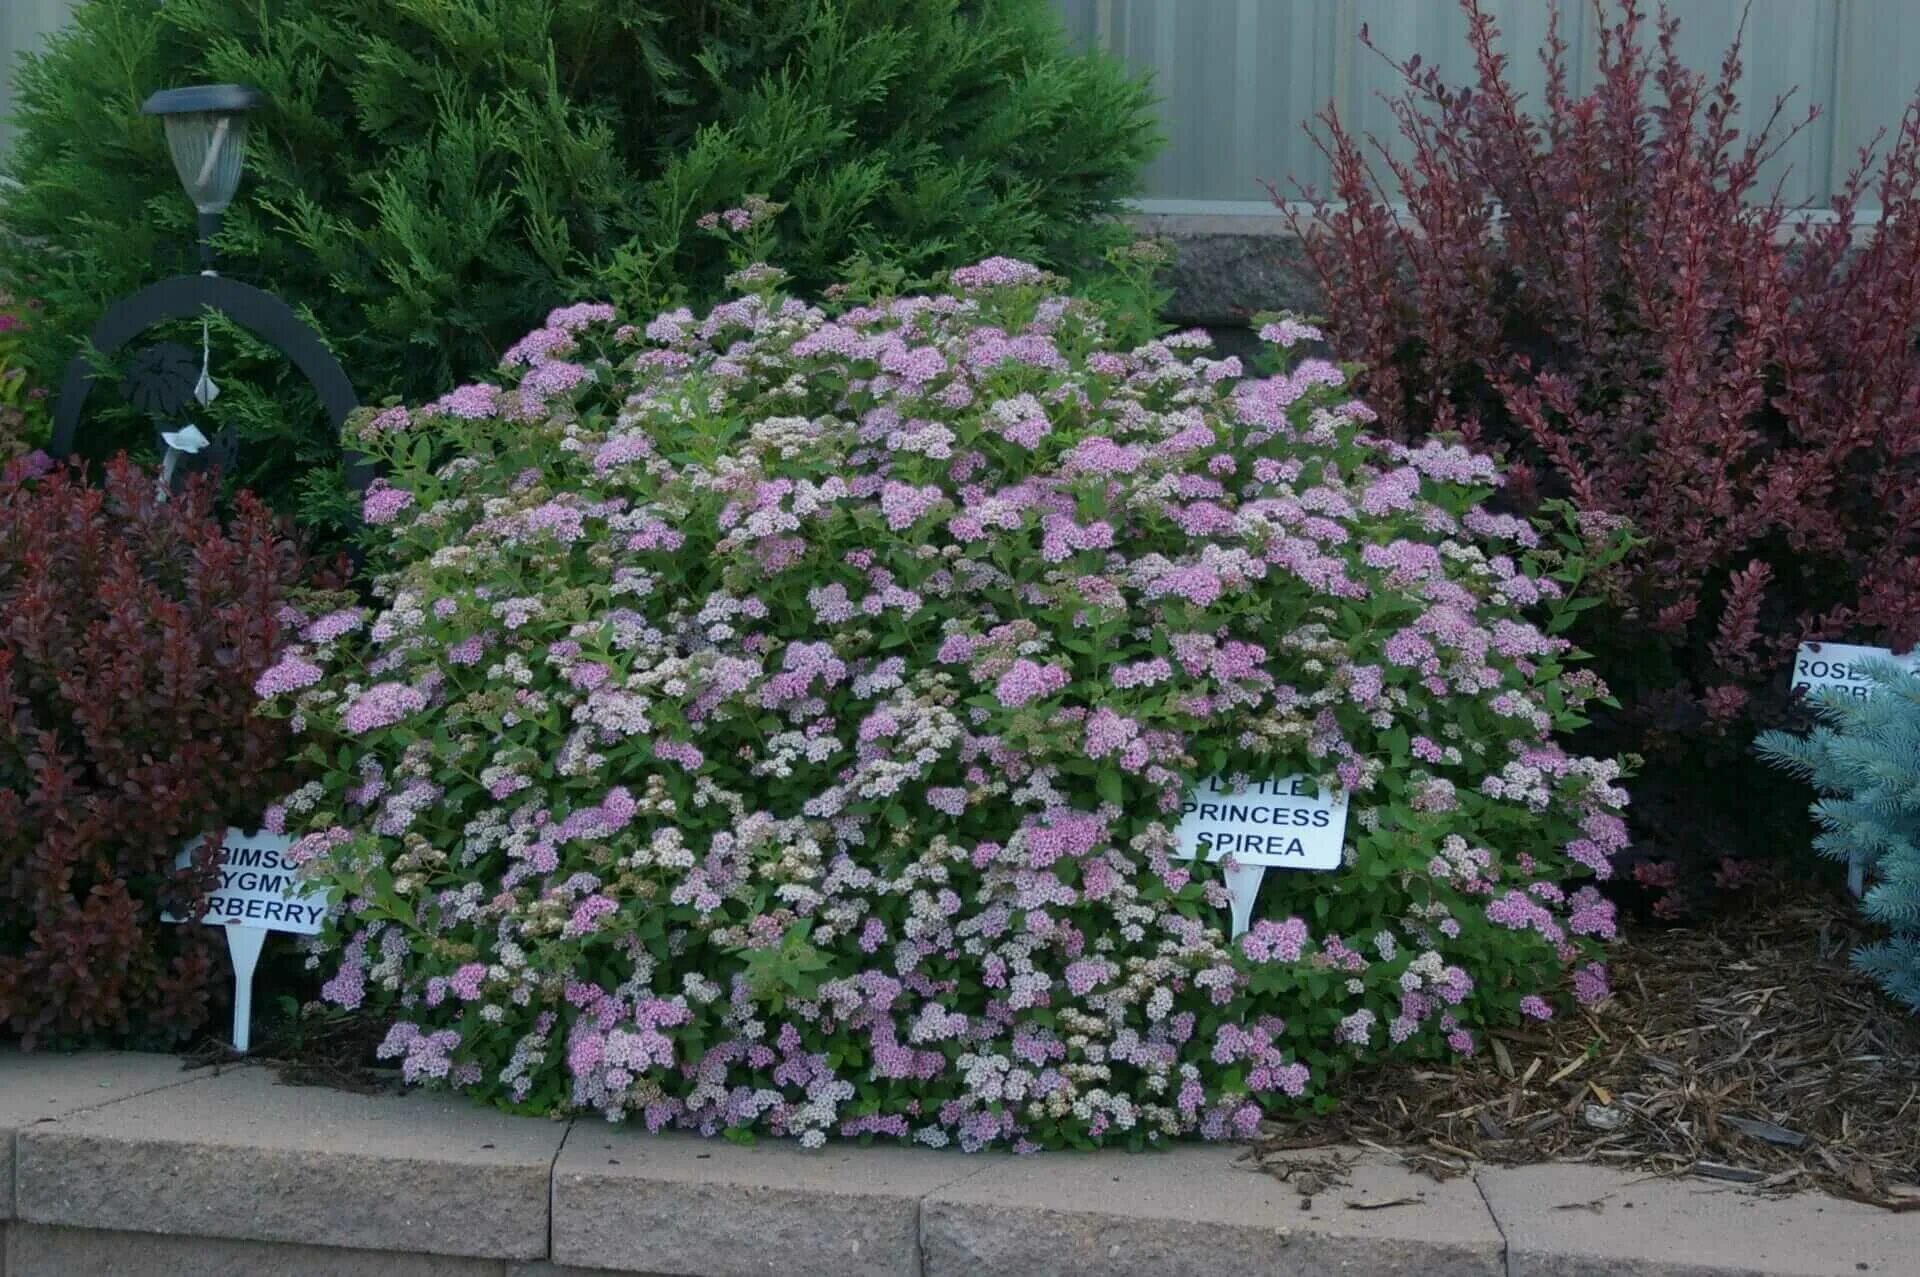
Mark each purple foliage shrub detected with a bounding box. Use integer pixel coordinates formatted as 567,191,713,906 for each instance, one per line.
1282,0,1920,914
1,456,328,1045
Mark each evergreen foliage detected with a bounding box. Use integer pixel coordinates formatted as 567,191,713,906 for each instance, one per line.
1758,664,1920,1013
0,0,1157,535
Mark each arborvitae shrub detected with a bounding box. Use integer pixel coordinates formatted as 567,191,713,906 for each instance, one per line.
1284,0,1920,914
0,456,328,1045
257,260,1632,1147
0,0,1156,535
1759,667,1920,1013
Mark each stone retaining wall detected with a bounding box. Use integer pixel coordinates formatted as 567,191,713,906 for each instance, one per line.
1133,211,1323,329
1134,209,1878,335
0,1051,1906,1276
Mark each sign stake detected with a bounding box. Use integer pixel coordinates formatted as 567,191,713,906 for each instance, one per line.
223,922,268,1053
1787,643,1907,901
1222,860,1268,940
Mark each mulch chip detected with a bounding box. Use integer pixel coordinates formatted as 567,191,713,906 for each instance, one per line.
1251,891,1920,1209
185,1008,401,1095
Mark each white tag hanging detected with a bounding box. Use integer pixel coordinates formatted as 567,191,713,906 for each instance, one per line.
194,317,221,408
155,423,210,502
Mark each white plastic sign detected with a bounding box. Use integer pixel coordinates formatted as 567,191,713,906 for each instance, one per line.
1790,641,1919,702
1786,643,1913,899
1172,776,1348,937
1173,775,1347,869
162,829,324,1053
172,829,325,932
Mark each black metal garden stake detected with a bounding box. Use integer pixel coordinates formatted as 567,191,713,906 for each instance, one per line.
48,84,373,493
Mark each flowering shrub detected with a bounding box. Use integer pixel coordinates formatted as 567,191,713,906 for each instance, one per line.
262,262,1630,1148
0,457,331,1045
1282,0,1920,913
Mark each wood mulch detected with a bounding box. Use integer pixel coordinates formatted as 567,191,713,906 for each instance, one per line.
1250,890,1920,1211
181,1002,399,1095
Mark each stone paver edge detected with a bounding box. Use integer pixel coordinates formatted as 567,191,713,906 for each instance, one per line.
1,1057,220,1220
2,1054,1908,1277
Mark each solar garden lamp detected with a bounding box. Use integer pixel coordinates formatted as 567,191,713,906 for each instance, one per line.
133,85,263,490
141,84,263,275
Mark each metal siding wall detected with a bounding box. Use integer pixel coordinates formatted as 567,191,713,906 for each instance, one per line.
1057,0,1916,211
1834,1,1920,197
4,3,1909,203
1,0,78,159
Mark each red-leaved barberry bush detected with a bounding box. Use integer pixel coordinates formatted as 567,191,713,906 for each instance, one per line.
0,455,328,1045
1282,0,1920,915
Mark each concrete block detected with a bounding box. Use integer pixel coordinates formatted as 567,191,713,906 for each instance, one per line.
15,1064,564,1259
3,1224,506,1276
551,1126,984,1277
0,1049,207,1219
1479,1162,1914,1277
920,1145,1506,1277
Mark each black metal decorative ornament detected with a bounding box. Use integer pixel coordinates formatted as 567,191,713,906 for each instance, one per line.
47,84,374,495
120,342,199,419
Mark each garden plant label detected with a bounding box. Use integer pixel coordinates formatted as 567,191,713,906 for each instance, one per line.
165,828,326,931
1172,776,1350,939
1171,775,1348,870
163,828,325,1052
1790,641,1920,702
1785,644,1915,897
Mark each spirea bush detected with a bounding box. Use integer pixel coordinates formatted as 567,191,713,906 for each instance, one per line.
1283,0,1920,914
1759,667,1920,1013
261,263,1631,1149
0,456,329,1046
